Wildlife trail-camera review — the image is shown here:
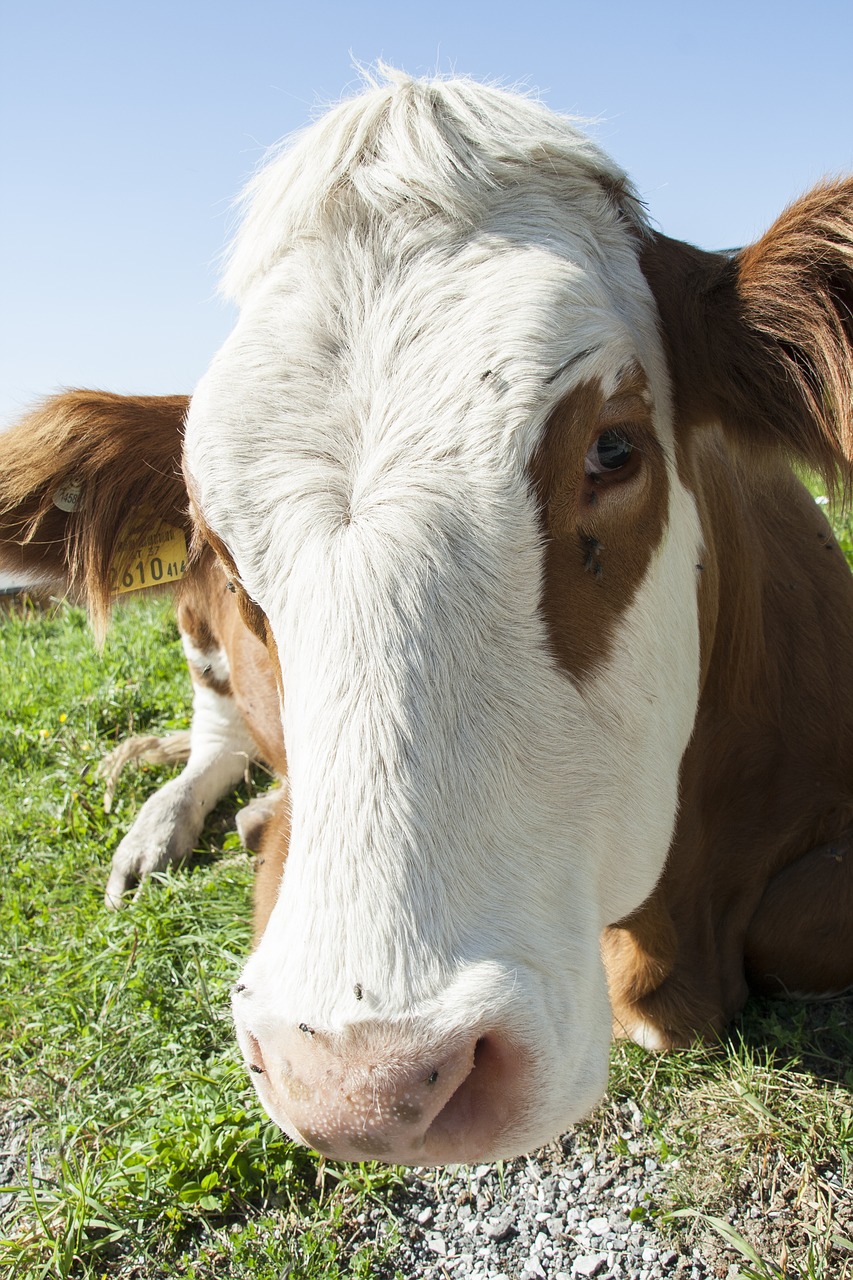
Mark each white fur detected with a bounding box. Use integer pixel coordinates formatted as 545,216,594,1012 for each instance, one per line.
619,1019,669,1053
184,72,703,1153
221,68,646,305
181,633,231,687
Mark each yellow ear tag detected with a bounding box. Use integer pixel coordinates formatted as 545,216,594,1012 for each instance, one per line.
110,512,188,595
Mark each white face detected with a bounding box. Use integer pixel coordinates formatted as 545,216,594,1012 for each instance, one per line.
184,182,703,1162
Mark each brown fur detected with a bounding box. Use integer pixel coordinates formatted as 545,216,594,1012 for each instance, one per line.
603,445,853,1042
176,553,286,775
640,179,853,495
600,184,853,1044
745,835,853,995
177,598,232,696
176,553,287,934
251,787,292,943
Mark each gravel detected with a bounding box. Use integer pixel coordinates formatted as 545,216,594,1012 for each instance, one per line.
345,1103,723,1280
0,1106,49,1232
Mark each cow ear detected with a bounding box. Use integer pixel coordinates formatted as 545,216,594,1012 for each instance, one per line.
0,391,190,638
641,178,853,492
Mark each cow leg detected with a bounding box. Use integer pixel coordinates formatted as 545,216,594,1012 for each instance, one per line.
745,834,853,997
602,898,736,1050
604,831,853,1047
104,676,258,909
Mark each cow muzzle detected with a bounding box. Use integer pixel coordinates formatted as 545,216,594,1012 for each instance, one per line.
232,997,530,1164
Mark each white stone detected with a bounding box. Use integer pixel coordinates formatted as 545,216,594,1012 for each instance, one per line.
483,1214,515,1242
573,1255,608,1278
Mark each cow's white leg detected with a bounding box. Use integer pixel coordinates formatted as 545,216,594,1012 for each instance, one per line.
104,680,258,908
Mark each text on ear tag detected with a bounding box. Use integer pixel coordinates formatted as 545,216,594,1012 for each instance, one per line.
110,512,188,594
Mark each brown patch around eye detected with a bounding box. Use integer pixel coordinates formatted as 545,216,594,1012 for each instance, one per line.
531,371,669,683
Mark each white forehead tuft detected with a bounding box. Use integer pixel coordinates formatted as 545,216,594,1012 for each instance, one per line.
222,70,649,305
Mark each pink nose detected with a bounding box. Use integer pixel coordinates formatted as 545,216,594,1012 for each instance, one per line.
233,1002,525,1164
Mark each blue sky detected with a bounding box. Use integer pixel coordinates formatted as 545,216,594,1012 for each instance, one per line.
2,0,852,424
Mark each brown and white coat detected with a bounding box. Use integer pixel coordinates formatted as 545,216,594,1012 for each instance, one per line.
2,72,853,1165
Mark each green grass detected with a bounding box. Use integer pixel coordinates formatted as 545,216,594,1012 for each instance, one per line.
598,1004,853,1278
2,492,853,1278
0,595,404,1279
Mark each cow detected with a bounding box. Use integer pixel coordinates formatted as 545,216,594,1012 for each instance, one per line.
2,71,853,1167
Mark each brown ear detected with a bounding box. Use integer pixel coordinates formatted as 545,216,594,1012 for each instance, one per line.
641,178,853,488
0,391,190,635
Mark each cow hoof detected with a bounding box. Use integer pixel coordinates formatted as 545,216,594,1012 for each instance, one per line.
104,873,133,911
103,842,163,910
102,777,207,908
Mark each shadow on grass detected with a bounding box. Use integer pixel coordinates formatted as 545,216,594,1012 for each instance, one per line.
732,991,853,1090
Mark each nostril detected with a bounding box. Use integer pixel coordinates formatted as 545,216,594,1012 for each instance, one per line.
245,1030,266,1077
424,1032,519,1155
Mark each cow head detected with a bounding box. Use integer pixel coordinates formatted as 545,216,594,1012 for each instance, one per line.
182,75,709,1163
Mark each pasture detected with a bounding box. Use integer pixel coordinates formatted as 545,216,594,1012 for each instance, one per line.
0,541,852,1279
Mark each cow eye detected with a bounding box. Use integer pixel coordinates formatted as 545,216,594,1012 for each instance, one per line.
585,429,634,476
